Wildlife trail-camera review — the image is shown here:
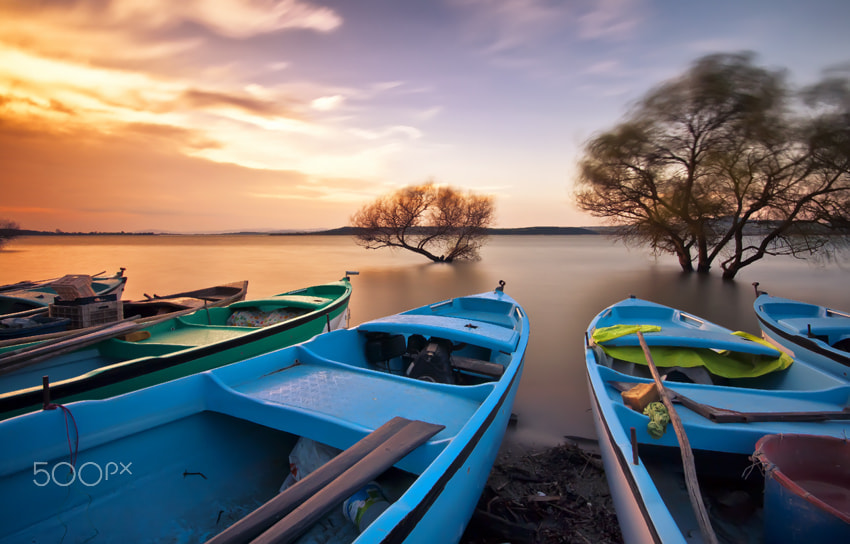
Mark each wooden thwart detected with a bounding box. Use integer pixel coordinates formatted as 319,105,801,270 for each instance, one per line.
452,355,504,378
208,416,444,544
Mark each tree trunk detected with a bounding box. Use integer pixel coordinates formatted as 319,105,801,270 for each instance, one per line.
721,266,740,280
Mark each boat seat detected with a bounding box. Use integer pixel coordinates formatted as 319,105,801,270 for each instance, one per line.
359,314,520,353
777,317,850,337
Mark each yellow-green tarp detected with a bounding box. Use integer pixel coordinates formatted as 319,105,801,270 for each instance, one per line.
591,325,793,379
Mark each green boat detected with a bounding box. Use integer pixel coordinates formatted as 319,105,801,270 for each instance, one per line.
0,276,353,420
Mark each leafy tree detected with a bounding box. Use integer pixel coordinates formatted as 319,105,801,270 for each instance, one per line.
351,183,494,263
0,219,21,250
575,53,850,279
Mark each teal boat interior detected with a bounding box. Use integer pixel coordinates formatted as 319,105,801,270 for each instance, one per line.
0,292,525,544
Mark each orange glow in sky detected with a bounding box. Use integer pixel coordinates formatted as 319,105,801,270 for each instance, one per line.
1,0,848,233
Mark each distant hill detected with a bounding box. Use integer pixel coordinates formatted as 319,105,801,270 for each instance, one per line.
274,226,601,236
4,226,604,237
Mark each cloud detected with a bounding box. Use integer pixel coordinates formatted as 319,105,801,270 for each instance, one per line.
348,126,423,141
452,0,644,57
576,0,643,41
415,107,443,121
1,0,342,39
451,0,570,55
584,60,622,76
311,95,345,111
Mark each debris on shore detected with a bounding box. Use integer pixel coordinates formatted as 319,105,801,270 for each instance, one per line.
461,440,624,544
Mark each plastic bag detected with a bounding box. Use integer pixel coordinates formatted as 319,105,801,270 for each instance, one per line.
280,437,341,491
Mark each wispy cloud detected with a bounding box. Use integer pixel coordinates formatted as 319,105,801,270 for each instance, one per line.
576,0,643,41
3,0,342,39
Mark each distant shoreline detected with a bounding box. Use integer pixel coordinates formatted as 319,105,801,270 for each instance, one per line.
5,226,606,236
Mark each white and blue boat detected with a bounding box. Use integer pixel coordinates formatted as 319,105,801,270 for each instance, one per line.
0,284,528,544
753,289,850,380
585,296,850,544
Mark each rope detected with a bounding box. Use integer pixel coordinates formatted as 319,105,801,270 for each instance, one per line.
46,403,79,468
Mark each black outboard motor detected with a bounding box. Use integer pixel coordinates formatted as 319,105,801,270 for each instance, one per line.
406,337,454,384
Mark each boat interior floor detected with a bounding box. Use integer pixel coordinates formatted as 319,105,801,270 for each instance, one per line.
642,445,765,544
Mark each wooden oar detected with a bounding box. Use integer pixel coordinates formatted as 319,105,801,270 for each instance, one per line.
0,320,143,376
252,419,445,544
636,331,719,544
0,314,142,353
208,417,417,544
608,381,850,423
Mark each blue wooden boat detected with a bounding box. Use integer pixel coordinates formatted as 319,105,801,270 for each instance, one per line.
753,290,850,380
585,296,850,544
0,278,352,421
0,314,72,340
0,284,528,544
0,269,127,317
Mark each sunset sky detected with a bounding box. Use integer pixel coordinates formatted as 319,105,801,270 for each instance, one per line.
2,0,849,233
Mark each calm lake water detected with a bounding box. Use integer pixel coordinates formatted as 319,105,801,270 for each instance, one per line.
2,234,849,447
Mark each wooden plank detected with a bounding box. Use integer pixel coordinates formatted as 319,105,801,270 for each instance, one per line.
251,419,445,544
452,355,504,378
207,417,442,544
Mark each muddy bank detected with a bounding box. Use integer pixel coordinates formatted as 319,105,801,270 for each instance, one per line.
461,439,624,544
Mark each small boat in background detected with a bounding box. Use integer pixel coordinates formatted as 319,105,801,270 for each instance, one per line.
0,283,528,544
585,296,850,544
0,280,249,343
122,280,249,319
0,269,127,317
0,277,352,420
0,315,71,340
753,286,850,380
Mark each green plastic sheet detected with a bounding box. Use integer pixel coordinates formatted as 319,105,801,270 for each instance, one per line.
592,325,793,379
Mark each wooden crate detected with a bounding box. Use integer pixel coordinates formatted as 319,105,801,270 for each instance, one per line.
49,295,123,329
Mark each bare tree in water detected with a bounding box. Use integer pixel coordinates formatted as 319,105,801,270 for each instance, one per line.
0,219,21,250
575,52,850,279
351,183,494,263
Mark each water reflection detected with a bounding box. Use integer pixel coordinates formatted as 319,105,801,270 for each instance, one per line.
1,235,848,448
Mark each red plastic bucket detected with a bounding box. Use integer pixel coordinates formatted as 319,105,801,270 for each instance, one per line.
753,434,850,543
